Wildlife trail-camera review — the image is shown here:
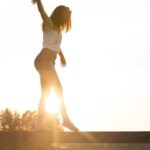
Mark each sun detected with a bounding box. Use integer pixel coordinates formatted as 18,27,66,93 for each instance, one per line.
46,88,59,114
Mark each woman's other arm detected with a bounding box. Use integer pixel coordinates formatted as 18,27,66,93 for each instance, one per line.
59,49,66,67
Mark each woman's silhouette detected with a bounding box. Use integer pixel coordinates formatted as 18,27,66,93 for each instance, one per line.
32,0,78,131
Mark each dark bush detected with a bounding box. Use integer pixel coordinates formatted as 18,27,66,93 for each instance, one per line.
0,108,63,131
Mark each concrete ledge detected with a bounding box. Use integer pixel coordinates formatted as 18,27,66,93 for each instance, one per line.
0,131,150,143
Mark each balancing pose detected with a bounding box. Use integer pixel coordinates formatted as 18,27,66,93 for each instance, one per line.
32,0,78,131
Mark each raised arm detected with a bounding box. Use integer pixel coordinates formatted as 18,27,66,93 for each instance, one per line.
32,0,52,25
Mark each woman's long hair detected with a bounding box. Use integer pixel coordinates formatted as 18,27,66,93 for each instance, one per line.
50,5,71,32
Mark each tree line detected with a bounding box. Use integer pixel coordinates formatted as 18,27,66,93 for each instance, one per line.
0,108,63,131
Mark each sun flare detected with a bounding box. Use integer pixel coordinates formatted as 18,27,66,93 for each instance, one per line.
46,89,59,114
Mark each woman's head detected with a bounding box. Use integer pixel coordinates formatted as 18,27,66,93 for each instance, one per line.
50,5,72,32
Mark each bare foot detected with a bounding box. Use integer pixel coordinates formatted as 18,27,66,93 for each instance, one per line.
62,120,79,132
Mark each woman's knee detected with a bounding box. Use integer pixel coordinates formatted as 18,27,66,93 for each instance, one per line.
55,86,63,97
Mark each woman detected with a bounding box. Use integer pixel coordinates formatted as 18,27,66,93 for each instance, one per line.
32,0,78,131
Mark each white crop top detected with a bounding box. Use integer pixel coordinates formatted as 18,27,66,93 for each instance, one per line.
43,30,62,53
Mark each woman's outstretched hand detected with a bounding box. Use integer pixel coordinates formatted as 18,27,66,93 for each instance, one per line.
31,0,39,4
60,57,66,67
59,50,66,67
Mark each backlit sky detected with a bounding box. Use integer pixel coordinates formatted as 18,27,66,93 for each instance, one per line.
0,0,150,131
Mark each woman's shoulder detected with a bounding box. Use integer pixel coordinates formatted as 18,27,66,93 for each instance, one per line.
42,18,54,32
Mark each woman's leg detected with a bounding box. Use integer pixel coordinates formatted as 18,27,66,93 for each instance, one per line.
37,70,52,129
51,68,79,131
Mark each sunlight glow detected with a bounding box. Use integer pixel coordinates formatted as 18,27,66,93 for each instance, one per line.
46,89,59,114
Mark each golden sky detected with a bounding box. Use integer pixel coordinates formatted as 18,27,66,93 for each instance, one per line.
0,0,150,131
